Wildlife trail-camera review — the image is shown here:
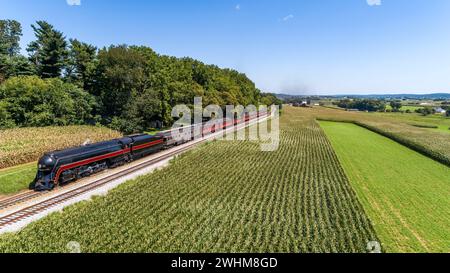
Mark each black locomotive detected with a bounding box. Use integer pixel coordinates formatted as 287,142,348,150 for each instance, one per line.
34,134,163,191
33,110,268,191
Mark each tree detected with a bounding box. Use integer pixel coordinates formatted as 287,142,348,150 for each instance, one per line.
66,39,98,90
337,99,386,112
1,20,270,132
415,107,434,116
337,99,353,109
0,20,35,83
442,106,450,117
95,45,147,118
0,100,16,128
390,101,402,112
260,93,282,106
0,55,35,80
27,21,68,78
0,76,96,127
113,88,164,133
0,19,22,57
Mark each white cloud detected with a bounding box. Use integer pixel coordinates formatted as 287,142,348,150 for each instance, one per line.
282,14,294,22
67,0,81,6
235,4,240,11
367,0,381,6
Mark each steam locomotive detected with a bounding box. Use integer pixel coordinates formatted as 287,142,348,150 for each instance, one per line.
33,111,267,191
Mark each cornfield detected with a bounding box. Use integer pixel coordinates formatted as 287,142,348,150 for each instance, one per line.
0,107,378,253
0,126,122,169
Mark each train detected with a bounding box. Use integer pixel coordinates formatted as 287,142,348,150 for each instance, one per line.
33,110,268,191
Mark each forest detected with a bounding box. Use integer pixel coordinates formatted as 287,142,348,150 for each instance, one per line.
0,20,281,133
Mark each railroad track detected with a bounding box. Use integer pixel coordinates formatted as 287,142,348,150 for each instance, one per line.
0,191,44,211
0,114,270,229
0,141,197,229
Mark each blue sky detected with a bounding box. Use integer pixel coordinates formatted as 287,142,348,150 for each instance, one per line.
1,0,450,95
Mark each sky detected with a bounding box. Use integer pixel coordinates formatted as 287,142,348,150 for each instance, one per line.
1,0,450,95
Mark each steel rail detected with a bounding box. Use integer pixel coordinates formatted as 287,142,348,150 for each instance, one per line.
0,191,44,211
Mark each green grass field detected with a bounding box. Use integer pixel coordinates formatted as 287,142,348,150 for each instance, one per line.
0,107,377,253
401,105,424,111
385,105,424,112
320,121,450,253
312,107,450,166
0,163,36,195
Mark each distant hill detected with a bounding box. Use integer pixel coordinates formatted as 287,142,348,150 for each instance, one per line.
276,93,450,100
332,93,450,100
275,94,299,100
276,94,327,100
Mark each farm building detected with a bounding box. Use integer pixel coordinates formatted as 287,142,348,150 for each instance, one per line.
434,107,447,114
293,101,310,107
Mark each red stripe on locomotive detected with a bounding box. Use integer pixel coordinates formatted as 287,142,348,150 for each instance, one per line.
54,139,163,183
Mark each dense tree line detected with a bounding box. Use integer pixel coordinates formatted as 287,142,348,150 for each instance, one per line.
414,107,450,117
0,20,281,133
335,99,386,112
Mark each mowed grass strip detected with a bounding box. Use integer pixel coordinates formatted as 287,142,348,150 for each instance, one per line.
312,107,450,165
0,162,36,195
319,121,450,253
0,107,377,253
